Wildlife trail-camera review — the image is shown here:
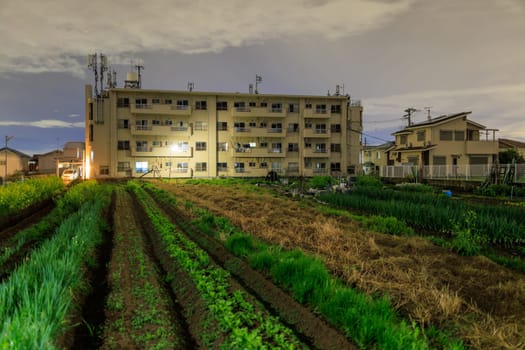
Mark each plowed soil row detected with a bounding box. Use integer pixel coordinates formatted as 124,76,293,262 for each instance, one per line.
157,182,525,350
146,187,357,350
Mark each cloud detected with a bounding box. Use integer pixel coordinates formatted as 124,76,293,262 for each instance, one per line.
0,119,84,128
0,0,416,76
68,114,80,118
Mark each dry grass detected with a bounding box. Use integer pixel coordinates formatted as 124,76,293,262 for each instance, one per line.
158,182,525,349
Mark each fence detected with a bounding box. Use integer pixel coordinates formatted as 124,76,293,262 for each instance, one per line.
379,163,525,183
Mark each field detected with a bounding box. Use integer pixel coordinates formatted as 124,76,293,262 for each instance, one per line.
0,177,523,349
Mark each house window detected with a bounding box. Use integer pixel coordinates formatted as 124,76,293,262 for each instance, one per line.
218,142,228,151
117,119,129,129
216,101,228,110
440,130,453,141
196,162,207,172
330,105,341,114
117,162,130,172
271,103,282,113
407,156,419,165
331,124,341,133
194,121,207,131
315,104,327,113
117,140,130,150
217,162,228,171
455,131,465,141
400,135,408,144
330,144,341,152
196,142,207,151
176,99,189,110
217,122,228,131
117,97,130,107
417,130,426,141
288,143,299,152
330,163,341,172
135,161,148,173
195,100,207,110
433,156,446,165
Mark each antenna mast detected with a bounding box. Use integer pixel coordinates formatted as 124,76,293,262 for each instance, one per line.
135,64,144,89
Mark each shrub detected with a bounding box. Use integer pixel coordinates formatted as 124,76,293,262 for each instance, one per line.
451,211,487,256
363,216,415,236
306,176,335,190
355,175,383,188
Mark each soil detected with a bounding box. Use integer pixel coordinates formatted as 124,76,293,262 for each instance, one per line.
158,182,525,350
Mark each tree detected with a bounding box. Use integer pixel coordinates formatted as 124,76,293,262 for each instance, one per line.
499,149,525,164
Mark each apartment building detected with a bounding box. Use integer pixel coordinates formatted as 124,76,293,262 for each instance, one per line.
84,85,363,179
383,111,498,178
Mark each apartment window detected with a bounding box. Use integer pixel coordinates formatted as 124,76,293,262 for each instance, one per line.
117,162,130,172
260,121,267,128
305,122,312,129
195,100,207,110
260,102,268,108
330,143,341,152
314,162,326,172
400,135,408,144
117,97,130,107
117,140,130,150
315,144,327,153
135,161,148,173
152,98,161,104
260,142,268,148
194,121,208,131
217,162,228,171
164,120,173,126
99,166,109,175
89,103,93,120
117,119,129,129
271,103,282,112
176,99,189,110
234,101,247,111
331,124,341,133
249,121,256,128
417,130,426,141
271,143,282,153
89,125,93,142
288,123,299,133
315,124,327,134
218,142,228,151
271,162,282,171
217,122,228,131
270,122,282,132
455,131,465,141
176,162,189,173
216,101,228,110
305,103,312,109
288,162,299,171
330,163,341,172
304,141,312,148
196,142,207,151
136,141,148,152
249,102,257,107
289,103,299,113
288,143,299,152
315,104,327,113
234,162,245,173
260,162,268,168
152,120,161,125
440,130,453,141
331,105,341,114
152,140,162,147
173,142,189,153
234,122,246,131
165,161,172,167
165,99,172,105
135,98,147,108
195,162,207,172
249,162,256,167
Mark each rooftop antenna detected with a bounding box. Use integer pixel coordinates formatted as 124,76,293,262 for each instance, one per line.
100,54,108,94
335,84,344,96
249,84,254,94
187,81,194,92
255,74,262,94
87,54,99,96
135,63,144,89
424,106,433,120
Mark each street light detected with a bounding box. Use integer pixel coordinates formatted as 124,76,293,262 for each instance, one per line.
4,136,13,185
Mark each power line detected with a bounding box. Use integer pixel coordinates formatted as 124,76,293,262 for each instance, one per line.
348,127,393,144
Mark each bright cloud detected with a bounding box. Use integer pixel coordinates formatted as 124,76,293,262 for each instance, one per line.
0,0,416,76
0,119,84,128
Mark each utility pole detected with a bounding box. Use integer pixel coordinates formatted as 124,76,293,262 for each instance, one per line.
4,136,13,184
403,108,417,126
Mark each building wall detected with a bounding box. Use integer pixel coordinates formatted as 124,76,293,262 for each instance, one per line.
0,150,29,178
85,86,363,178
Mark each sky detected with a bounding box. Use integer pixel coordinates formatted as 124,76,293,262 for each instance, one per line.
1,0,525,155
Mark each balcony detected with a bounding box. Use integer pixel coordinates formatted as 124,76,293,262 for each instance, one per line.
303,109,331,119
303,128,331,138
232,148,286,158
238,127,286,138
231,106,287,118
131,125,191,136
131,146,192,157
465,140,498,155
303,149,330,158
130,104,192,116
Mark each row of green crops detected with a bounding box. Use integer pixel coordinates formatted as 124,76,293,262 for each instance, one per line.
145,183,463,350
0,183,111,349
319,185,525,246
0,181,105,273
0,177,64,218
128,182,304,349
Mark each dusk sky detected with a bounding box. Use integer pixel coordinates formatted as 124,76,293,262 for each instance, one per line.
1,0,525,156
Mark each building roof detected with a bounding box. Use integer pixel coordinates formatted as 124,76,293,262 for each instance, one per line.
0,147,31,159
499,138,525,149
392,111,478,135
64,141,85,149
363,141,395,150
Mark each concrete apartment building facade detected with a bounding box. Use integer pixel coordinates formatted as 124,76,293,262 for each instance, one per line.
84,85,363,179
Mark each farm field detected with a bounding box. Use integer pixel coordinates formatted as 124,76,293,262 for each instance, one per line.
156,180,525,349
1,177,524,349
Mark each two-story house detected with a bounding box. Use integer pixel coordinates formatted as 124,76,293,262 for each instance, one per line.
385,112,498,178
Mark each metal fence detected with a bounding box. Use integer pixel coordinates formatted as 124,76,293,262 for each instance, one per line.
379,163,525,183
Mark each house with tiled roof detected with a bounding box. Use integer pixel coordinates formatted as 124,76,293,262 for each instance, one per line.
499,138,525,159
0,147,30,180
